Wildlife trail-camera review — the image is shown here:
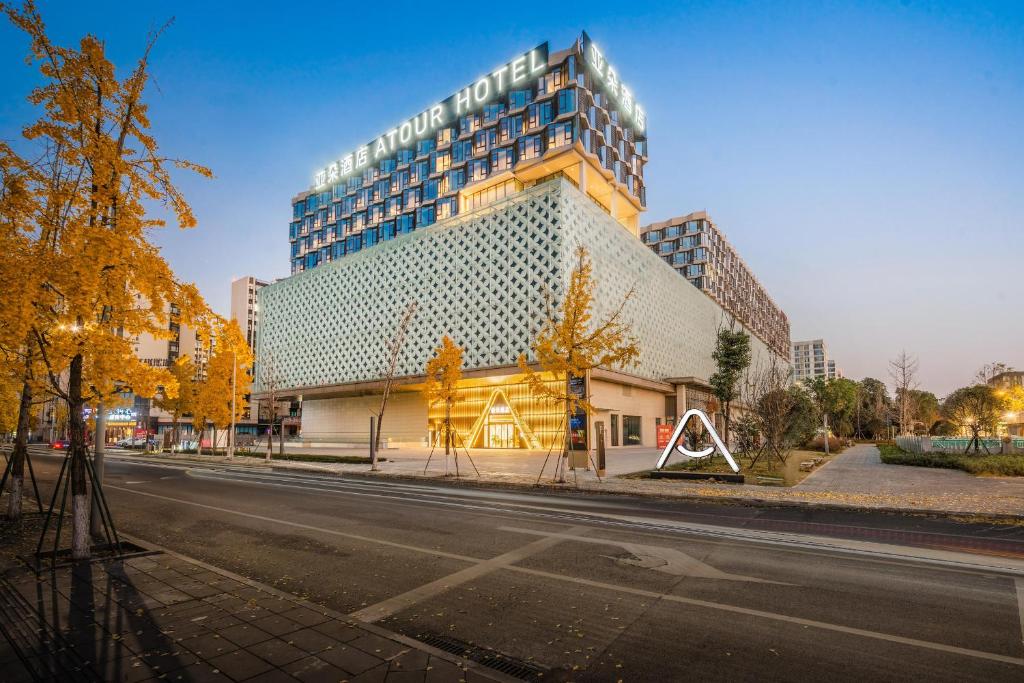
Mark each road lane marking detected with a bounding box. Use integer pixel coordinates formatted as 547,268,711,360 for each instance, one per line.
504,564,1024,667
106,485,1024,666
106,484,478,563
179,469,1024,577
350,527,585,623
500,527,787,584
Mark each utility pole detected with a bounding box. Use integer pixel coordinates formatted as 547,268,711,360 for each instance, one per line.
227,350,236,460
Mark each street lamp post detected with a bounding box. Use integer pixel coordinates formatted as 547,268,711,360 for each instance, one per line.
227,350,236,460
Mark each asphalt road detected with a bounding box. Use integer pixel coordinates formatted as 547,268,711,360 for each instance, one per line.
12,448,1024,682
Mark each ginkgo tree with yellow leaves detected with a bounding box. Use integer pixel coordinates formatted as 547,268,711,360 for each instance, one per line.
2,2,215,559
193,319,252,456
518,245,640,483
423,335,464,465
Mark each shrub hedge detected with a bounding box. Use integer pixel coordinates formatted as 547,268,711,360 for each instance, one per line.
877,443,1024,477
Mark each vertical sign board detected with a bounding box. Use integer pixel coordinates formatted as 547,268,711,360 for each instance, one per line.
656,423,675,449
568,374,588,451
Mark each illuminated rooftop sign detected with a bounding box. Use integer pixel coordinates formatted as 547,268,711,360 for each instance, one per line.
579,31,646,134
314,44,549,189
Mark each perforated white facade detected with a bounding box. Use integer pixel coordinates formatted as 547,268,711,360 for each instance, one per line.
256,179,783,397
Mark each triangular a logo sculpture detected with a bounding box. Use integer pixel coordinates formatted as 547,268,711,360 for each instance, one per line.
656,409,740,473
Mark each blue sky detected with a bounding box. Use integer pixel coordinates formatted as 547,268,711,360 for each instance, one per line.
1,1,1021,396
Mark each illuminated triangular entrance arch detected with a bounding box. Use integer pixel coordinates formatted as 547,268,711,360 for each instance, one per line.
466,388,541,450
656,409,739,473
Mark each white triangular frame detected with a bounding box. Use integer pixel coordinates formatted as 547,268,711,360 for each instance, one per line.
656,409,739,473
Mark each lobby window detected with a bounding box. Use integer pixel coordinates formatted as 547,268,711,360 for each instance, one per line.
417,205,435,227
490,146,513,173
517,135,542,161
380,221,396,241
452,139,472,163
499,115,522,143
385,196,402,217
623,415,641,445
527,101,553,129
547,121,573,149
508,88,532,110
416,138,436,157
555,88,577,115
462,178,522,212
397,213,414,234
403,187,421,208
468,159,488,182
346,234,362,253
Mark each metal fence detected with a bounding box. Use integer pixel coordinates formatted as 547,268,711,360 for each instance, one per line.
895,436,1023,454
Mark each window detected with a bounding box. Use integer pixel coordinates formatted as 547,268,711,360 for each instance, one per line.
292,202,303,219
363,228,378,248
411,160,429,184
468,159,488,182
452,139,472,163
385,196,402,217
346,234,362,253
459,114,480,136
490,146,513,172
403,187,421,208
499,115,522,142
517,135,542,161
556,88,576,115
352,211,366,231
379,221,396,241
431,150,451,174
341,196,356,215
527,101,553,129
436,196,457,220
373,179,388,201
462,179,522,212
508,89,532,110
379,157,396,174
396,149,414,166
441,168,465,194
397,213,414,234
423,178,439,201
368,204,383,224
356,188,370,209
473,129,494,155
623,416,641,445
416,138,435,157
483,103,505,122
658,241,674,254
390,169,409,194
290,242,299,257
331,241,345,259
436,127,455,146
416,205,435,227
643,230,661,243
546,121,573,149
305,252,319,269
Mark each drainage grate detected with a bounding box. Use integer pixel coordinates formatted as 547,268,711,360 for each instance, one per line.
415,632,548,681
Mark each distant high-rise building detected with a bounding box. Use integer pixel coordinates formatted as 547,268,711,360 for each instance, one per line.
231,276,269,353
640,211,790,358
792,339,841,382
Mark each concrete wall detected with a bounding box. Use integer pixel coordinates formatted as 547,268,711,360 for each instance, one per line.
300,392,428,446
589,378,666,448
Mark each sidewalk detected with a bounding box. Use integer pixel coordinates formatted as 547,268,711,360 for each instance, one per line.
101,445,1024,520
0,520,511,682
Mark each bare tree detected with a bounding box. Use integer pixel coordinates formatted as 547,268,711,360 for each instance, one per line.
889,351,919,435
741,358,815,467
374,301,417,451
975,362,1014,385
258,350,285,460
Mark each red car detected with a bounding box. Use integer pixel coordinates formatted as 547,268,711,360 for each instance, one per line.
51,439,69,450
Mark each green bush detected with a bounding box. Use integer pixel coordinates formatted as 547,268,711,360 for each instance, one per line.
877,443,1024,476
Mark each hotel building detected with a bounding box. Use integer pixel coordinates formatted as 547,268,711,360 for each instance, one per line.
640,212,790,358
256,33,790,450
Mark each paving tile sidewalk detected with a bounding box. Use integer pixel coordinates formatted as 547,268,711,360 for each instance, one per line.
0,533,511,682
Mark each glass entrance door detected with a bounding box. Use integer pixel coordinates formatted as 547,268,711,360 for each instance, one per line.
486,423,515,449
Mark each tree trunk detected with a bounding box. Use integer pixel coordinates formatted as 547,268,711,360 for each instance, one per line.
266,421,273,460
723,402,731,449
68,353,91,560
172,415,179,452
444,402,451,457
6,360,33,521
90,401,106,539
212,425,218,456
278,424,284,456
561,374,571,482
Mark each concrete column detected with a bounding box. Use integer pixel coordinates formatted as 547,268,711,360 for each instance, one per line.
577,160,587,194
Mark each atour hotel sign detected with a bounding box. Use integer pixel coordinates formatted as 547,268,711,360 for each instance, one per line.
579,31,646,134
314,44,550,188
